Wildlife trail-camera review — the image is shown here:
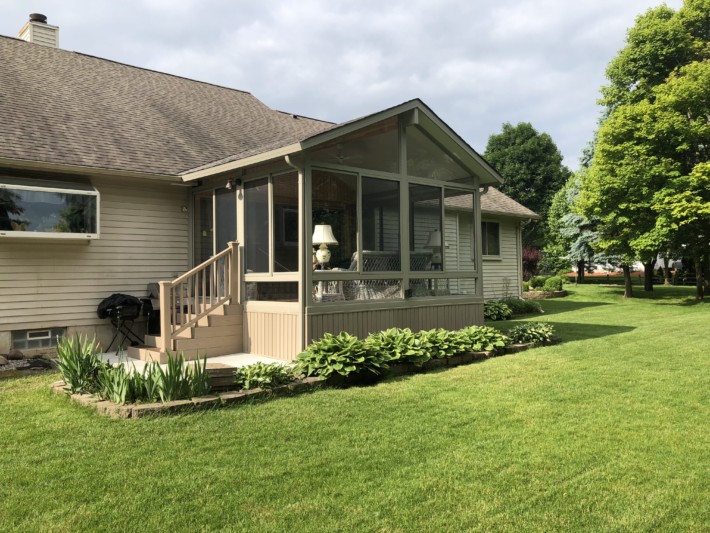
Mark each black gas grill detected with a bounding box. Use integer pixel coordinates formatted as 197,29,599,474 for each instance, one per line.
97,294,150,352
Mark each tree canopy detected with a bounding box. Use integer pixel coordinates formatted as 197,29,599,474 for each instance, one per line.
581,0,710,298
484,122,571,248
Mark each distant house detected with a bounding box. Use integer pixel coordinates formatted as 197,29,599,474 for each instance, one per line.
0,15,538,361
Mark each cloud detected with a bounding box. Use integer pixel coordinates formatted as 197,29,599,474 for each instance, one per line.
0,0,684,169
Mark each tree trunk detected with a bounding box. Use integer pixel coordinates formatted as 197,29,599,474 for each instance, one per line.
662,257,672,285
622,264,633,298
643,258,655,292
576,260,585,284
695,258,705,300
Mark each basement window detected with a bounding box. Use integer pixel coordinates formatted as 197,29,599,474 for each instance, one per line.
12,328,66,350
0,177,99,240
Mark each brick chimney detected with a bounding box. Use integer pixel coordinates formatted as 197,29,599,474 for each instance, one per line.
18,13,59,48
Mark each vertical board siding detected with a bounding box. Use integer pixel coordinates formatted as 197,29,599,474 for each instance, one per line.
0,176,189,335
244,307,300,361
307,302,484,347
481,218,522,299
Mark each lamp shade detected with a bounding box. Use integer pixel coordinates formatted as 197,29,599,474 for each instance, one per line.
312,224,338,245
425,229,442,248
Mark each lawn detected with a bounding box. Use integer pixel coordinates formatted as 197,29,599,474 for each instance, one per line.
1,285,708,532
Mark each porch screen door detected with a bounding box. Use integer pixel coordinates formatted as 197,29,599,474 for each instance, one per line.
194,188,236,265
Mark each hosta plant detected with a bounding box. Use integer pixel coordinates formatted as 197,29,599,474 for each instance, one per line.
416,328,468,359
484,301,513,321
365,328,430,366
507,322,555,345
458,326,509,353
234,362,297,390
56,334,103,393
296,331,389,379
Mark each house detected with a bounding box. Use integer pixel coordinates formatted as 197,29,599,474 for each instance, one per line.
0,15,538,361
479,187,539,299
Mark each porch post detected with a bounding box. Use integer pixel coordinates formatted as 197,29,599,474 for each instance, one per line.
228,241,240,304
159,280,172,352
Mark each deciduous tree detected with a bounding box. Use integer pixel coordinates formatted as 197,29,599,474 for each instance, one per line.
484,122,571,248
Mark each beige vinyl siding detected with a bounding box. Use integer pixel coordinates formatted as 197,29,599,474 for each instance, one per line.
481,217,522,299
0,176,189,341
243,303,300,361
307,301,484,348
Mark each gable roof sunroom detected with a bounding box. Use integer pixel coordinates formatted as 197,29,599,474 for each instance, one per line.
181,99,504,187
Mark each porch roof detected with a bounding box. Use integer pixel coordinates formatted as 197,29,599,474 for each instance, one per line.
183,99,505,186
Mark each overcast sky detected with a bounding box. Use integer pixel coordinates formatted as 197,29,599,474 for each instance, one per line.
1,0,683,170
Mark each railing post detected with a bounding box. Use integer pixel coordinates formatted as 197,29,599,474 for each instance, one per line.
159,280,172,352
228,241,240,304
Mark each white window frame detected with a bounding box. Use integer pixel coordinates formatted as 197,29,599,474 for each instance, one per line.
0,177,100,240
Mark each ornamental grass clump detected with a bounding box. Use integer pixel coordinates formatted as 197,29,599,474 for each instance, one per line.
295,331,389,380
458,326,509,354
507,322,555,345
364,327,430,367
484,300,513,321
234,362,298,390
156,351,210,402
56,334,103,393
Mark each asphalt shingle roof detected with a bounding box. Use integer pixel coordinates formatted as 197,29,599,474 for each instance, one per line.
480,187,539,219
0,36,333,176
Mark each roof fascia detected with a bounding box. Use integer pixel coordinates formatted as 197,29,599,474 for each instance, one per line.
181,143,302,182
414,107,504,186
0,157,180,182
299,101,420,150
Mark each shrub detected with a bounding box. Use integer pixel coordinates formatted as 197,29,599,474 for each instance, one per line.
522,281,531,292
529,275,549,290
296,332,389,379
458,326,509,353
416,328,468,359
542,275,564,292
56,335,103,393
499,297,543,316
522,246,541,280
234,362,297,390
365,328,430,366
507,322,555,345
484,301,512,321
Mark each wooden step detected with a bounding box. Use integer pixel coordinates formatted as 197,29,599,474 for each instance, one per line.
174,333,242,352
181,324,241,340
127,345,215,363
198,313,242,327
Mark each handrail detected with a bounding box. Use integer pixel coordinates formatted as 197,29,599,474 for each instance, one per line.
159,241,240,352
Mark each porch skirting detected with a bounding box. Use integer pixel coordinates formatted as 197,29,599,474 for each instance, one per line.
305,300,485,353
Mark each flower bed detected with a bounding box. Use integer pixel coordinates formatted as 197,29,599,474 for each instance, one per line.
51,376,322,419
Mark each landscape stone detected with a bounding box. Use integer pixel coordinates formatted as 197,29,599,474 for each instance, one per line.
131,402,165,418
0,355,8,365
7,349,23,360
219,391,247,406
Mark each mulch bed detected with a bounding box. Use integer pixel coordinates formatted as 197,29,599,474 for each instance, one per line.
0,357,56,379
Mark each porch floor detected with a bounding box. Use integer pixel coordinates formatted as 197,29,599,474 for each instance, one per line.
99,352,284,372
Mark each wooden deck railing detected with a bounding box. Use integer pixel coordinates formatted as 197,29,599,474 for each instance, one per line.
159,241,240,351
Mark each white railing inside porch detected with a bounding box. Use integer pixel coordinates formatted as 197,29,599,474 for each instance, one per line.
159,241,240,351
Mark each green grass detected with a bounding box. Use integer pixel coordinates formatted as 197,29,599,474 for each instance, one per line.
1,285,708,532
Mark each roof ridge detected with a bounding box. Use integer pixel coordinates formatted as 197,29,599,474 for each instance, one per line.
0,33,255,97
